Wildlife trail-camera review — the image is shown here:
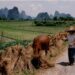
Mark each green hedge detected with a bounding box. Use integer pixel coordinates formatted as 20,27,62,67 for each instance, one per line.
34,20,75,27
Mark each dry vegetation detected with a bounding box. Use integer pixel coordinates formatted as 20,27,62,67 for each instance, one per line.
0,31,67,75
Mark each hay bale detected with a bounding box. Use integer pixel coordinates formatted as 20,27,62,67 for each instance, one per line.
0,45,34,75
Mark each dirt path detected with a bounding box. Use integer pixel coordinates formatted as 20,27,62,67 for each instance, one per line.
35,47,75,75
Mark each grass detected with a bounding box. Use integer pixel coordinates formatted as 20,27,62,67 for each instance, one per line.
0,21,64,40
0,20,75,41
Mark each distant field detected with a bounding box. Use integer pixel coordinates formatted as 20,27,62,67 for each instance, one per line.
0,20,75,41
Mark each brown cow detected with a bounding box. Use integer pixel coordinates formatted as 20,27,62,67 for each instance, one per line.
32,35,50,57
32,35,56,69
32,35,53,69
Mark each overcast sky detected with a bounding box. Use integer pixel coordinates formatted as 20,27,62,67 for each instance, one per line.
0,0,75,17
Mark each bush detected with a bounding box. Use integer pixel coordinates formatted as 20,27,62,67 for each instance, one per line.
34,20,66,26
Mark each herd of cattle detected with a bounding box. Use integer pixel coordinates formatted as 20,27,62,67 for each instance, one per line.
0,31,68,75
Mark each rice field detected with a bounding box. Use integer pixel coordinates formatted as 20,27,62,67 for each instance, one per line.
0,20,75,41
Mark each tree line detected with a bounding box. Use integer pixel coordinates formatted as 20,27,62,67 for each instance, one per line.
0,7,32,20
0,6,74,21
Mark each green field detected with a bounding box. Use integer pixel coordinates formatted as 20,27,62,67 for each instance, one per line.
0,20,75,41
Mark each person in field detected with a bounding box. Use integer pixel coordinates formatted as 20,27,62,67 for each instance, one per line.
66,26,75,65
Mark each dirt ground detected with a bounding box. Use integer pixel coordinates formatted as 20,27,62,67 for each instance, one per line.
35,47,75,75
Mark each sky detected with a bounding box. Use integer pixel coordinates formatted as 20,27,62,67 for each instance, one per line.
0,0,75,17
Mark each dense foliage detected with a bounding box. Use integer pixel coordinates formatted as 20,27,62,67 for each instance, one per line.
34,20,75,26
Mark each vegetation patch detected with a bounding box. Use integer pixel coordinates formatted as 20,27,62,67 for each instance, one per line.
34,20,75,27
0,40,32,49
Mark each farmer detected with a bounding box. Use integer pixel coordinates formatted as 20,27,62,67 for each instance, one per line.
66,26,75,65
